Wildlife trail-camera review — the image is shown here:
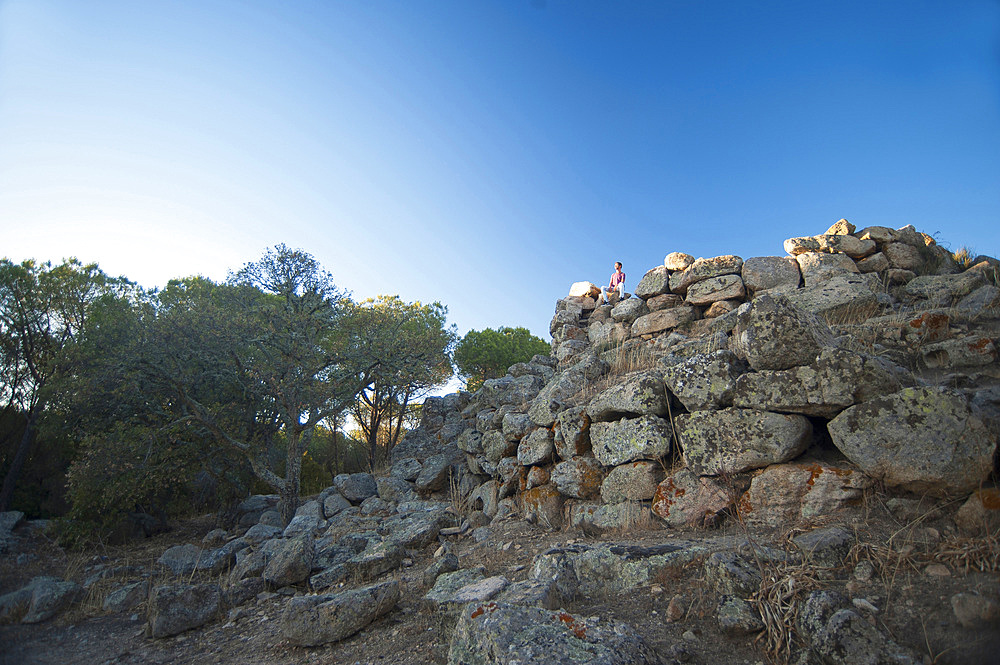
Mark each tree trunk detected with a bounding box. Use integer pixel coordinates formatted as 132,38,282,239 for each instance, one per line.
0,408,40,512
278,429,302,525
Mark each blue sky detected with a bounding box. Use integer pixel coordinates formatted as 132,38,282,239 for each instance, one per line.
2,0,998,342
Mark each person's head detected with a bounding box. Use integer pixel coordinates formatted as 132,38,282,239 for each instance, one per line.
614,262,622,271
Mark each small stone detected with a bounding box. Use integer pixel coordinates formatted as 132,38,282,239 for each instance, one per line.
853,560,874,582
665,594,686,622
924,563,951,577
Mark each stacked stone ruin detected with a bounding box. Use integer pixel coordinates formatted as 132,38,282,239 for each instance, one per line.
2,220,998,663
397,219,1000,534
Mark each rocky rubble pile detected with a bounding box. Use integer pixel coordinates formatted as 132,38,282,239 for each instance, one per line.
2,220,998,664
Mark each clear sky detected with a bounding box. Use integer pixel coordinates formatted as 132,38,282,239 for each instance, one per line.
2,0,998,342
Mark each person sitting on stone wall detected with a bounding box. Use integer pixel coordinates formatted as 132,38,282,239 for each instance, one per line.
601,261,626,305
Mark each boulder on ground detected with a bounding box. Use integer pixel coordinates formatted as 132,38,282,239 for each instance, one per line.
651,469,738,528
147,583,222,638
797,590,921,665
0,576,83,625
447,602,660,665
280,579,399,647
600,462,664,504
263,535,315,587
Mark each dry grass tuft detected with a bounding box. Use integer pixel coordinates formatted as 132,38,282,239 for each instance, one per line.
752,560,825,663
953,246,976,270
448,471,471,519
932,531,1000,574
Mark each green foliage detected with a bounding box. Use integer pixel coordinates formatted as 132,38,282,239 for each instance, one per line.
0,257,128,513
453,326,550,392
63,423,194,539
347,295,456,468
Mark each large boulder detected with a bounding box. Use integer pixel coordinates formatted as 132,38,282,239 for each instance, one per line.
447,602,659,665
677,408,811,476
528,356,608,427
731,294,836,371
669,255,744,295
568,281,601,298
741,256,801,295
263,535,315,587
333,473,378,504
634,266,671,299
551,456,603,499
883,242,926,271
522,485,565,529
783,234,875,258
685,274,746,306
795,251,859,286
664,252,694,270
555,406,591,460
732,347,906,418
900,271,987,306
651,469,736,528
586,371,669,421
147,583,222,638
739,461,872,527
415,446,463,492
661,350,747,411
588,320,630,348
480,374,547,409
600,462,664,504
784,272,881,322
630,307,698,336
280,579,399,647
0,576,82,624
517,428,555,466
828,387,996,497
590,415,672,466
611,298,649,324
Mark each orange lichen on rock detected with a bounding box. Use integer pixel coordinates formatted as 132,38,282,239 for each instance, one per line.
651,477,683,518
470,602,498,619
555,611,588,640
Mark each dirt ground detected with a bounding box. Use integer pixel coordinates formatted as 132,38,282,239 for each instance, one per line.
2,491,998,665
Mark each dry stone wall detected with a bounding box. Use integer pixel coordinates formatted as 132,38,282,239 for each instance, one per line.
398,219,1000,534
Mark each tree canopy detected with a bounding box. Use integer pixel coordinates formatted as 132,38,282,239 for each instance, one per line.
0,244,546,542
453,326,550,392
347,295,456,468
